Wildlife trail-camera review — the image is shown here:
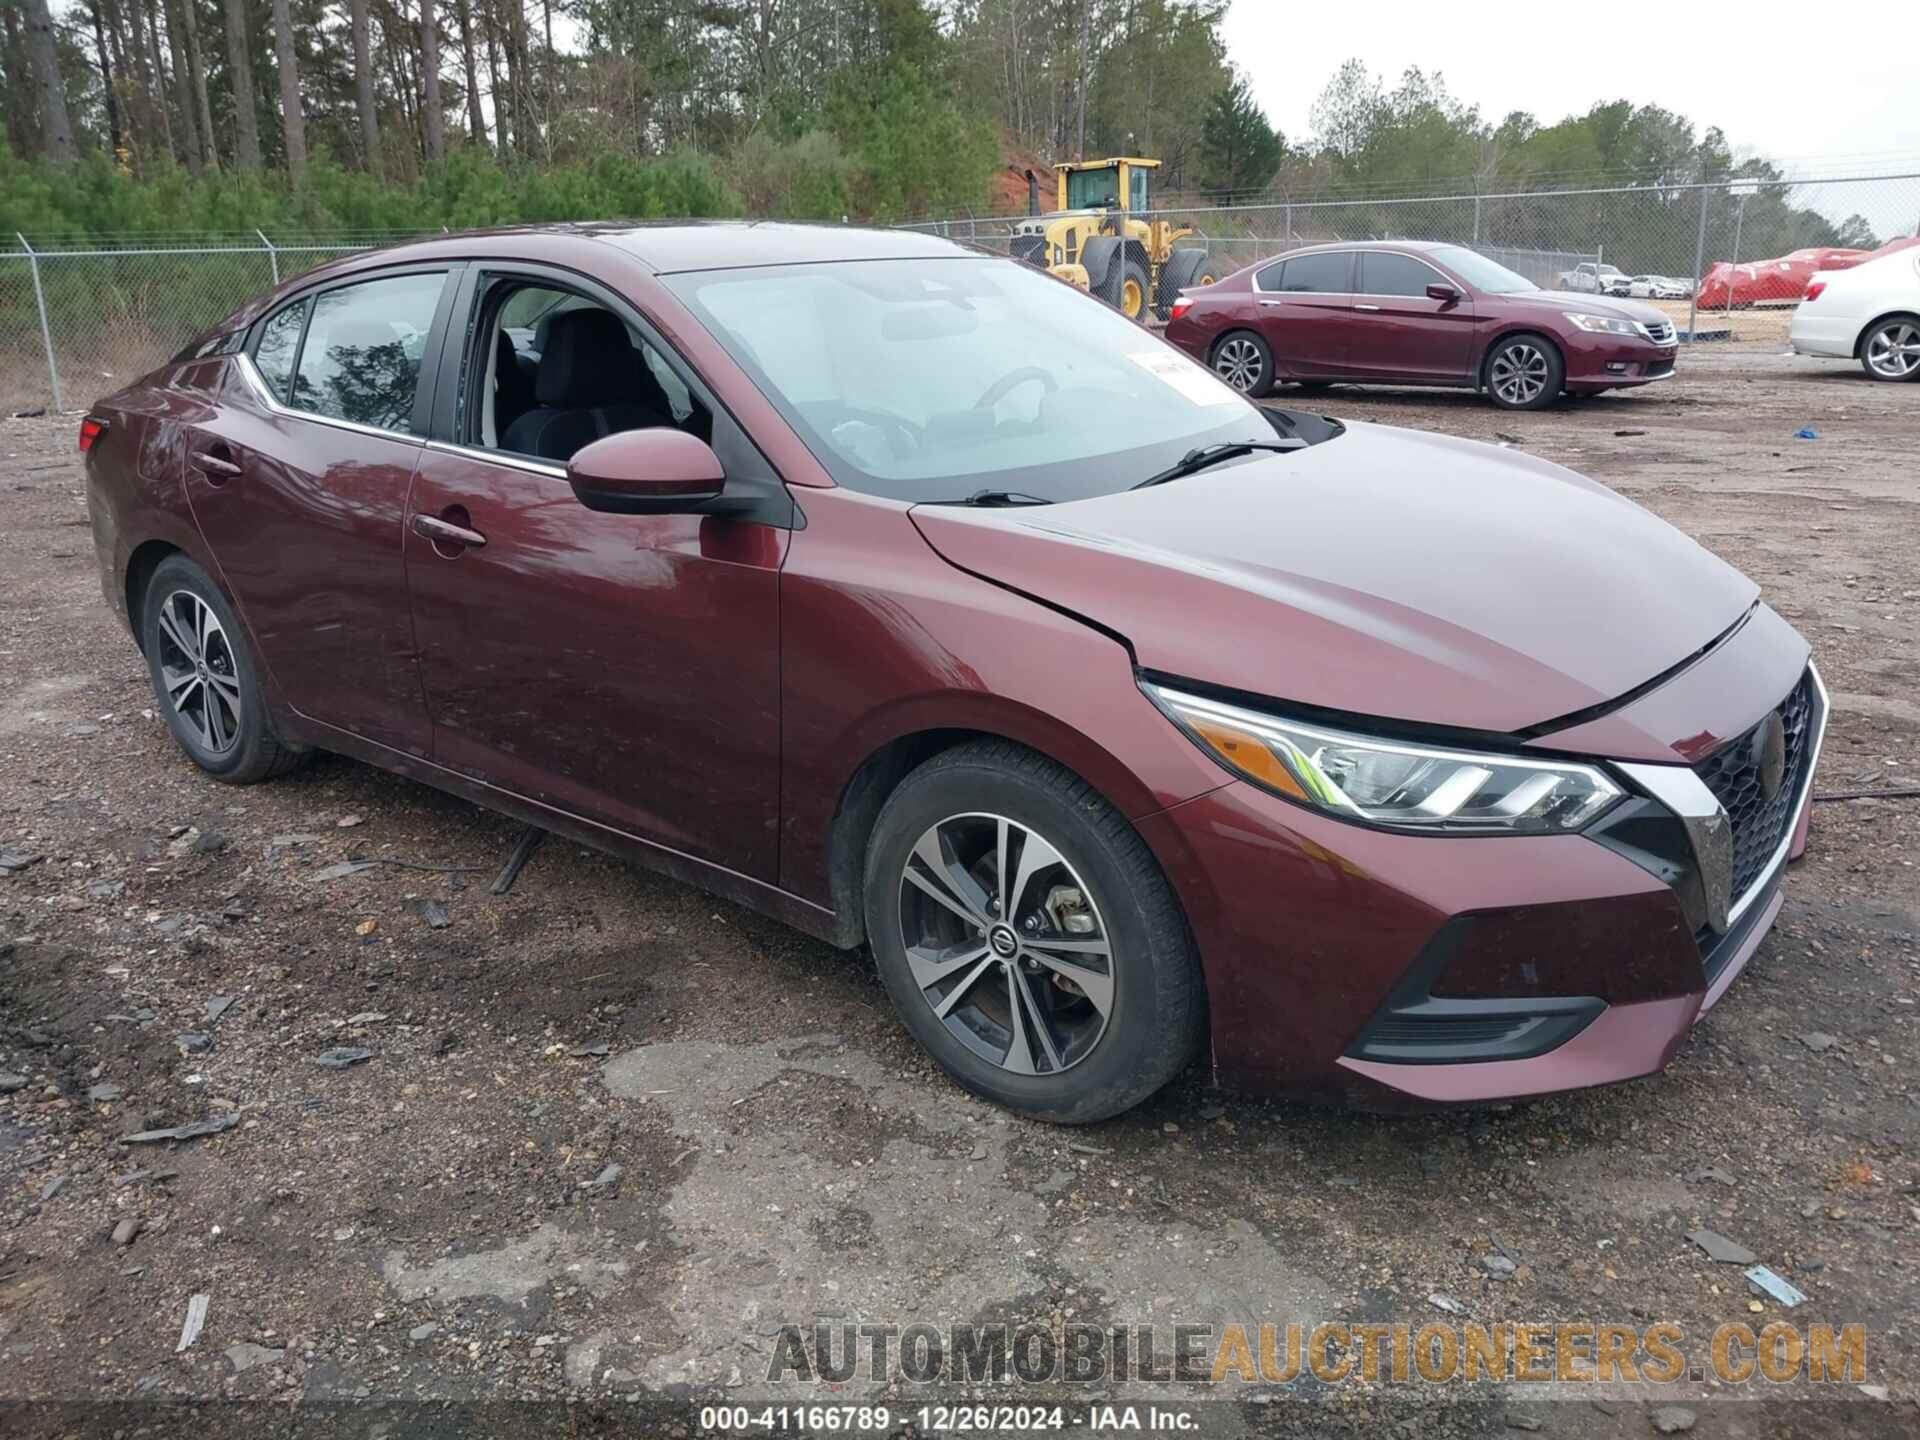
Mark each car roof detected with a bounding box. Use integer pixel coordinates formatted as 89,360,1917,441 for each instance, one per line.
201,221,984,352
1268,239,1459,257
302,220,974,280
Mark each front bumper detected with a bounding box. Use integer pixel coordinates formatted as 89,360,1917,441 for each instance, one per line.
1136,660,1824,1106
1560,330,1679,390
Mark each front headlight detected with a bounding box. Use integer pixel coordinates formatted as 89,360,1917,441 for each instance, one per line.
1564,312,1638,336
1144,684,1623,835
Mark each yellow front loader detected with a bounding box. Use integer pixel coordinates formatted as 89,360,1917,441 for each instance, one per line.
1007,158,1218,322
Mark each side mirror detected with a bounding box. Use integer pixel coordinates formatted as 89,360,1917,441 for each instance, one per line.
566,428,726,515
1426,283,1462,304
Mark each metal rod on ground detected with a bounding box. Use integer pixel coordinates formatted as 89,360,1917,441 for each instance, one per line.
256,228,278,286
1687,184,1709,341
19,233,62,412
491,825,548,895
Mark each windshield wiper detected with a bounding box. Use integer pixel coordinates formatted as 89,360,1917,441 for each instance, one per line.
929,489,1055,507
1131,438,1306,490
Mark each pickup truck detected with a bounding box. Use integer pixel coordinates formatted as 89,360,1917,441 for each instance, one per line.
1557,262,1633,296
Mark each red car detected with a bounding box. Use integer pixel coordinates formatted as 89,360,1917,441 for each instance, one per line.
83,223,1820,1123
1165,241,1681,410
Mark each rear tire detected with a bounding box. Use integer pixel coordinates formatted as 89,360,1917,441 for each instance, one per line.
1859,314,1920,381
1485,333,1564,410
1155,246,1216,319
863,742,1204,1124
141,554,306,784
1079,235,1123,309
1209,329,1274,398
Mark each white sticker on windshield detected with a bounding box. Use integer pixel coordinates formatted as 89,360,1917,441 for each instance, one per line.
1127,349,1241,406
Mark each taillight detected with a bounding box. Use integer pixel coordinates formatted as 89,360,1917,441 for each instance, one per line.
1804,280,1826,302
78,417,106,453
1170,297,1194,322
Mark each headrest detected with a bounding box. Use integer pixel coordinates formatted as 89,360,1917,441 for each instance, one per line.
536,308,641,408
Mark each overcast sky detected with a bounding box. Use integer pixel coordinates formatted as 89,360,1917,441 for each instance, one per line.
1223,0,1920,179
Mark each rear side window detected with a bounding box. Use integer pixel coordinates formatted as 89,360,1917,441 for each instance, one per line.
1276,252,1352,293
1255,260,1287,290
252,299,308,403
1361,252,1442,297
289,272,446,433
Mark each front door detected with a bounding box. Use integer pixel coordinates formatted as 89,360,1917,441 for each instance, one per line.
183,267,454,755
1344,251,1477,381
404,269,791,878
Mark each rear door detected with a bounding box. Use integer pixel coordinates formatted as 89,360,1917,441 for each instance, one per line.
1253,251,1355,378
184,266,457,755
1345,251,1477,381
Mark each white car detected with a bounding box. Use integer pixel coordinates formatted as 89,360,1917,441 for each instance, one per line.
1790,247,1920,381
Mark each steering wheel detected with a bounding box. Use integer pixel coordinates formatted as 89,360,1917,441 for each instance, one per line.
974,366,1059,413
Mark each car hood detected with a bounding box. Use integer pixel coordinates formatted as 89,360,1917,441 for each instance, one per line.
909,421,1757,738
1504,289,1671,326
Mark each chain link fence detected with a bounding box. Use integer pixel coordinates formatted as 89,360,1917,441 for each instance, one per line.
907,171,1920,340
0,231,433,413
3,171,1916,411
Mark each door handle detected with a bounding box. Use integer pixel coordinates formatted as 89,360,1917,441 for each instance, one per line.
190,447,242,478
412,512,487,549
1354,303,1382,311
1258,299,1285,307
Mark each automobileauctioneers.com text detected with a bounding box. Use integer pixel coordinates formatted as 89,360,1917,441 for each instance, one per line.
762,1319,1867,1388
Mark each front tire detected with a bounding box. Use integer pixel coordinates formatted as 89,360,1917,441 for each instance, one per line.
1118,259,1152,322
1210,330,1274,398
1485,333,1563,410
863,742,1204,1124
141,554,305,784
1860,315,1920,381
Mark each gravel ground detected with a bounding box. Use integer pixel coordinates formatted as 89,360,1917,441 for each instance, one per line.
1,349,1915,1438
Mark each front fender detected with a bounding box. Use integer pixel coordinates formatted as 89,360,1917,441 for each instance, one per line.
776,488,1228,908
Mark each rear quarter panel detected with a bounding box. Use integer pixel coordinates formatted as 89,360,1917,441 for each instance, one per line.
85,359,231,637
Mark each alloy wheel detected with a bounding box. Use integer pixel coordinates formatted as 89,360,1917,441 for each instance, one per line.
1865,320,1920,379
154,589,243,754
896,812,1114,1076
1213,337,1264,392
1489,342,1551,405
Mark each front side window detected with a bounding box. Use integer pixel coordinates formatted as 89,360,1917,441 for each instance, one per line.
289,272,445,433
465,280,715,463
252,299,308,403
1360,252,1444,297
666,257,1289,504
1276,252,1352,293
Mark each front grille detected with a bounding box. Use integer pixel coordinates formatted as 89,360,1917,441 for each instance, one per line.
1640,319,1676,344
1693,672,1815,906
1646,359,1675,377
1009,234,1047,267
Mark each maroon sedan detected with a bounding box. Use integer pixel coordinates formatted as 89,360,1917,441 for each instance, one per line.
83,223,1821,1123
1165,241,1681,409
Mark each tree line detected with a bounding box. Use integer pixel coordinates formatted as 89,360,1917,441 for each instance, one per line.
0,1,1889,256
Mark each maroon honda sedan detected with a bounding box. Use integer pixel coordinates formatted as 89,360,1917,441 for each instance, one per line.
83,223,1821,1122
1165,241,1681,409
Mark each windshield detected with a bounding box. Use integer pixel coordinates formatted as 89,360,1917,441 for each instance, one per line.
664,258,1278,503
1429,246,1537,295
